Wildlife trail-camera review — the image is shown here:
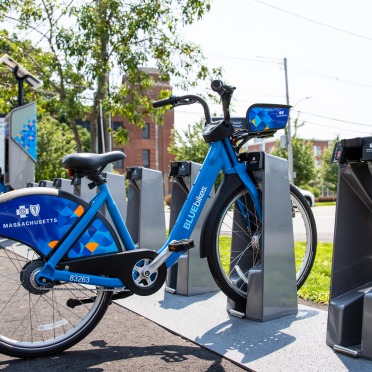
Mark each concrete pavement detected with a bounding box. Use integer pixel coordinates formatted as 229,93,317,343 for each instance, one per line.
116,287,372,371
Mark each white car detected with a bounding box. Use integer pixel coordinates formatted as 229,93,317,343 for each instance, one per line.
299,188,315,207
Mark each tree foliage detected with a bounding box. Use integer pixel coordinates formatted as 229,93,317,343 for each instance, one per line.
0,30,55,114
271,116,316,186
169,120,209,163
319,138,339,192
0,0,219,153
36,115,90,181
168,119,223,187
272,138,316,187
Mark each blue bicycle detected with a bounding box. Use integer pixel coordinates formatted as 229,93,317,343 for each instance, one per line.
0,81,316,357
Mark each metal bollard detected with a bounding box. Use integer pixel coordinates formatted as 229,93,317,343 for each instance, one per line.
126,166,166,250
102,172,127,224
38,180,53,187
53,178,75,194
326,137,372,359
226,153,297,321
165,161,218,296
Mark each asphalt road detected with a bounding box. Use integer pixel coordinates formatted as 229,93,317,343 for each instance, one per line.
0,303,247,371
165,205,337,243
311,205,336,243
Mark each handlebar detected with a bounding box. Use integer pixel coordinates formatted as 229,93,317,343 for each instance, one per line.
211,80,224,95
152,80,235,125
152,94,212,124
152,96,176,108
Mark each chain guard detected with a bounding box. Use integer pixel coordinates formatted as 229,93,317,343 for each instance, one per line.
58,249,167,296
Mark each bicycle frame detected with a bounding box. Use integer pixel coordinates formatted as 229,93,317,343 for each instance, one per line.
36,137,262,290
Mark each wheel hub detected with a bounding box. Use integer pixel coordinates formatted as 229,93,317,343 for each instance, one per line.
126,256,167,296
20,261,52,295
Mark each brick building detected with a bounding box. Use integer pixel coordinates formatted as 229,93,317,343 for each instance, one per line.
111,68,175,194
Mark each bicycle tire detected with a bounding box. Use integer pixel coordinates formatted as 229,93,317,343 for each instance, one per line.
0,238,112,358
206,183,317,303
290,184,317,289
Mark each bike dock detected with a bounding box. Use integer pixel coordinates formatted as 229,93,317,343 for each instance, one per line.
165,160,218,296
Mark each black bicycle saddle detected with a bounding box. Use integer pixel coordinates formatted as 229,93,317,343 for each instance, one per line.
62,151,126,171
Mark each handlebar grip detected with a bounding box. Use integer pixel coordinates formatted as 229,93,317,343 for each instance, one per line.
152,96,174,108
211,80,224,94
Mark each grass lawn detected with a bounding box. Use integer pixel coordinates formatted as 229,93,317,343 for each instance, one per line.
314,202,336,207
218,238,332,305
297,242,332,304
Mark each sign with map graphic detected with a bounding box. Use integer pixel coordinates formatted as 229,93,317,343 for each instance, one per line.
0,116,6,172
9,101,37,161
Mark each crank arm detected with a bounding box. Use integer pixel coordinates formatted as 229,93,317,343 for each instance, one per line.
67,297,96,308
142,239,194,276
141,247,172,276
66,290,133,308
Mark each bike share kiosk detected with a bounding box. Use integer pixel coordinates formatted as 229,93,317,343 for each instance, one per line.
0,115,6,193
165,161,218,296
126,166,166,250
226,110,297,321
326,137,372,358
3,102,38,189
0,54,42,190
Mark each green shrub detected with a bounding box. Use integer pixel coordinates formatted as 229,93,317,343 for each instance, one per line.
316,196,337,202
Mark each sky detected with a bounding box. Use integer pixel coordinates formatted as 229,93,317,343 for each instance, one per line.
2,0,372,142
172,0,372,141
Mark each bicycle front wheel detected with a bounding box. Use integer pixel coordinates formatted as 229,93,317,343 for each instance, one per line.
0,238,112,358
207,183,317,303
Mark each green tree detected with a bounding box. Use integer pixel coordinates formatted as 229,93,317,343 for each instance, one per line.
319,138,339,193
0,30,55,114
36,115,90,181
169,120,209,163
168,119,223,187
0,28,91,152
272,136,316,186
1,0,219,152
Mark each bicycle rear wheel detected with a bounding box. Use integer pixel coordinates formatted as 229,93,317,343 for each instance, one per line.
207,183,317,303
0,238,112,358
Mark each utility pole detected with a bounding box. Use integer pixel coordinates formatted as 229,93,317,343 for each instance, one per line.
284,57,294,183
154,116,159,170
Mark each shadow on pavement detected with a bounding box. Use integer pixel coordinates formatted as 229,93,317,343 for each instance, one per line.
0,343,248,371
195,307,319,364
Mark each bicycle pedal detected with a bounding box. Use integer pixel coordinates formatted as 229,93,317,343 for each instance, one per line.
168,239,195,252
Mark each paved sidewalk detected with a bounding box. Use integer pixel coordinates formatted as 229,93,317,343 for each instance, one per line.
116,288,372,371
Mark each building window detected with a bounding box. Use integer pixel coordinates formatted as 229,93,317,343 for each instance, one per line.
112,148,124,169
314,145,322,157
75,119,91,131
142,123,150,139
142,149,150,168
112,121,123,131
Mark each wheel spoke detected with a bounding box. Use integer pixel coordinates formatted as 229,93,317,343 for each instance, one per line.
209,184,316,302
0,238,112,357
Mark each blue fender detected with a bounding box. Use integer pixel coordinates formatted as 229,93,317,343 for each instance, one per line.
0,188,122,259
